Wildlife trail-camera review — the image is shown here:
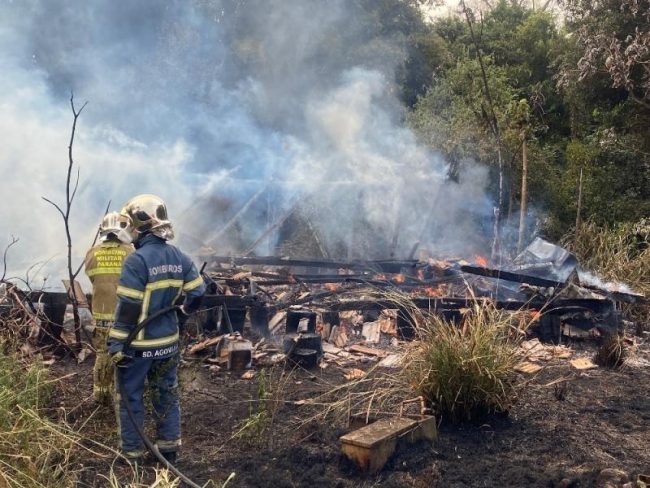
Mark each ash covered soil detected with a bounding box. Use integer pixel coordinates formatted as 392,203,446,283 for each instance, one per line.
49,338,650,488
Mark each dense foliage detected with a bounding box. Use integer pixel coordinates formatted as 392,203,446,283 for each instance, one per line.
396,0,649,245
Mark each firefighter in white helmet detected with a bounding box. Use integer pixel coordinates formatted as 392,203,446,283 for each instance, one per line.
84,212,134,405
108,194,206,463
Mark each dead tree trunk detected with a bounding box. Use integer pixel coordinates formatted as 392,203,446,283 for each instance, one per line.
575,167,583,230
42,93,87,349
517,135,529,252
461,1,504,261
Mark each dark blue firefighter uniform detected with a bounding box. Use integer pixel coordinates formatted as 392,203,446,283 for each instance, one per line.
107,233,206,457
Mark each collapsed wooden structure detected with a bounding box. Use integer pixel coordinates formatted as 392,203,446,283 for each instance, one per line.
3,239,644,355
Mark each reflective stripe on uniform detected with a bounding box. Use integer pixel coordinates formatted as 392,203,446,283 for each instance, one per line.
117,286,145,300
87,267,123,277
156,438,182,451
130,332,179,348
183,276,203,291
93,312,115,321
147,279,184,291
108,327,129,340
137,279,185,341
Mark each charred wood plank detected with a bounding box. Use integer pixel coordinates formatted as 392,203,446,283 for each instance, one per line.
253,277,425,287
460,264,565,288
201,256,418,273
580,286,646,304
274,284,368,309
461,265,644,304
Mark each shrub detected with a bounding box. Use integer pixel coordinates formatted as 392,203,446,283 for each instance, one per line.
405,303,525,422
306,294,528,426
233,370,272,445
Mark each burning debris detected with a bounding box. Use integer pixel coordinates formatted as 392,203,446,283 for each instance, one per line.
166,237,645,376
3,237,643,371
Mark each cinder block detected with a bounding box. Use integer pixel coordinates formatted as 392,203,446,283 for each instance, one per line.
405,415,437,443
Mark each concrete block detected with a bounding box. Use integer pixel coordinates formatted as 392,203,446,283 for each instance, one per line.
406,415,437,443
340,417,417,474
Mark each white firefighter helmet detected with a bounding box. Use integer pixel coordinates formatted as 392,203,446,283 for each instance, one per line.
99,212,130,242
118,194,174,243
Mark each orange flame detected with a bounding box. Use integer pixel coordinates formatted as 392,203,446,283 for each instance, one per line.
422,284,446,297
475,255,489,268
393,274,405,284
325,283,338,292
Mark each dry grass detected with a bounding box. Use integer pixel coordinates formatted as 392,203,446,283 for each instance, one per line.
101,466,183,488
0,348,80,487
0,345,190,488
562,220,650,327
306,291,530,425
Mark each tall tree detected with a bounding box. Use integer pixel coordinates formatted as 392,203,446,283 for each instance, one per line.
562,0,650,111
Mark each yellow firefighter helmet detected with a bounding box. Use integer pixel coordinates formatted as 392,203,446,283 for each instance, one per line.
118,194,175,243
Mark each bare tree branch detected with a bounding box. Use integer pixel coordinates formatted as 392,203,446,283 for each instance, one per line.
6,276,33,291
41,197,66,219
42,91,89,349
1,236,20,282
70,166,81,206
24,258,51,287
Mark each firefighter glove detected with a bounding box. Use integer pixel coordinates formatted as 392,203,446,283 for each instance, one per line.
111,351,133,368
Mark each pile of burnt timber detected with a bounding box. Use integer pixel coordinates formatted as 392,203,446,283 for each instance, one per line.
10,240,643,356
0,286,73,353
197,239,645,345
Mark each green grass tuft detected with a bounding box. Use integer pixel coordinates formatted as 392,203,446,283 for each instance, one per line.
405,303,525,422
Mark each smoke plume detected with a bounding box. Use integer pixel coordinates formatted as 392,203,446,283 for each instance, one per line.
0,0,492,288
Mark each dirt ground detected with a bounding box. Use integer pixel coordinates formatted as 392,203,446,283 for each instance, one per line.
48,333,650,488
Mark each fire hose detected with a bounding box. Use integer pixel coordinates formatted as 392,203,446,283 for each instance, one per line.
116,305,203,488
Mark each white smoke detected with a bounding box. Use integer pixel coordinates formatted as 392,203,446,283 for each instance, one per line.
0,0,494,289
0,60,195,287
578,270,637,295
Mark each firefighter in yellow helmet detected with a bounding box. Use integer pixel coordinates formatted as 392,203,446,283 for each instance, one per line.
84,212,134,405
